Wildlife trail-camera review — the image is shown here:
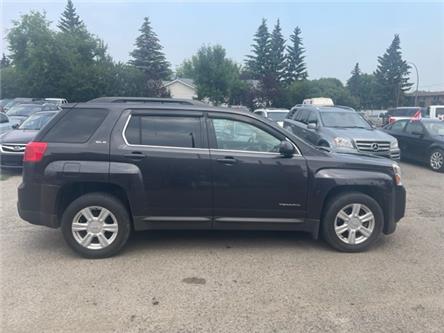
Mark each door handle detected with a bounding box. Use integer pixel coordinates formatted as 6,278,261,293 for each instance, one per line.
124,151,146,160
216,156,237,164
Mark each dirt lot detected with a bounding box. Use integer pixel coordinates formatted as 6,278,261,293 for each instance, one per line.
1,161,443,332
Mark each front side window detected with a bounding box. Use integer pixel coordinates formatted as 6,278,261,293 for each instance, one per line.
389,119,408,132
211,118,281,152
125,115,202,148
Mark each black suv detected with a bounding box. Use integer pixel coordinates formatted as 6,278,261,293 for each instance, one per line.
18,100,406,258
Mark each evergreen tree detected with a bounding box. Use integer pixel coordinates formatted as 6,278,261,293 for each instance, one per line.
245,18,271,79
347,63,362,97
286,26,307,83
0,53,10,68
129,17,171,82
374,34,412,107
58,0,84,33
270,19,286,82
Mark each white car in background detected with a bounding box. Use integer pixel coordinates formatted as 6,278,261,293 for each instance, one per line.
253,108,289,127
429,105,444,120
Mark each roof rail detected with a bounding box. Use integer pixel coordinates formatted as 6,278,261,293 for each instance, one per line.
87,97,207,106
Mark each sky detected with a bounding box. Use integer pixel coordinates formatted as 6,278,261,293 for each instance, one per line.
1,1,444,91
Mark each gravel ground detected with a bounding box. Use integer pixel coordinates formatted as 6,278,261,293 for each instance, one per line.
1,161,443,333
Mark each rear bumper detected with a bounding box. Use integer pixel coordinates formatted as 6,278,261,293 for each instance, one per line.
383,185,406,234
17,181,60,228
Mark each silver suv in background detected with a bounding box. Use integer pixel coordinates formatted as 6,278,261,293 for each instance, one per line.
253,108,289,127
284,104,400,159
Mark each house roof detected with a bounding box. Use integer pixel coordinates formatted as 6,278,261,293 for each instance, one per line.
163,78,196,89
406,91,444,97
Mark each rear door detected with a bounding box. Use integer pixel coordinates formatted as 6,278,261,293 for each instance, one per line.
111,110,212,223
207,112,308,223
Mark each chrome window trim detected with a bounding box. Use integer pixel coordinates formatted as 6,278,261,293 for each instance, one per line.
122,113,302,156
121,114,209,152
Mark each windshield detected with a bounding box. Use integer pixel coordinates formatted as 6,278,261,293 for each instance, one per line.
18,112,55,130
267,112,288,122
423,121,444,136
7,105,42,116
320,112,371,129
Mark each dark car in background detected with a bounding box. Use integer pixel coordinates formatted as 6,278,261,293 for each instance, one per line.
284,104,400,159
383,118,444,172
6,103,60,128
0,111,59,169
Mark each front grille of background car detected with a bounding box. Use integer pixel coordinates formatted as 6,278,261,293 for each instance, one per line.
0,144,27,153
355,141,391,153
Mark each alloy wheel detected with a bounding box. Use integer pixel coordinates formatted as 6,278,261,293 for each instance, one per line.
334,203,375,245
71,206,119,250
430,151,443,170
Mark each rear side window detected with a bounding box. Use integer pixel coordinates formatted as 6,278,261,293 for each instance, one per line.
125,115,202,148
44,108,108,143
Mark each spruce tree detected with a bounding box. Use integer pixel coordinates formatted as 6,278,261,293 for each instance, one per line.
347,63,362,97
129,17,171,82
246,18,271,79
374,34,412,107
58,0,84,33
270,19,286,82
286,26,307,83
0,53,10,68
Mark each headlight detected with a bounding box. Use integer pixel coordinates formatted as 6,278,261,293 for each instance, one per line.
333,137,354,149
390,140,399,149
393,163,402,185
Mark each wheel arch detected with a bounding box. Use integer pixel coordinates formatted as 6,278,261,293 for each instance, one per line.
56,181,133,227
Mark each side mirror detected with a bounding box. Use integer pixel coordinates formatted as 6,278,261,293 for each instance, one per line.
12,124,19,129
379,113,385,118
279,140,295,157
307,122,317,130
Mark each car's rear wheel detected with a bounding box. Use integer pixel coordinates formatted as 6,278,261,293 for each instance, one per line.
61,193,131,258
321,192,383,252
429,149,444,172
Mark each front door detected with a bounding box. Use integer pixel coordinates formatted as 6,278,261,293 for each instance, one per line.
207,113,308,223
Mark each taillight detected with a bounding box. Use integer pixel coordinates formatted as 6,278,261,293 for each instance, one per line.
23,142,48,162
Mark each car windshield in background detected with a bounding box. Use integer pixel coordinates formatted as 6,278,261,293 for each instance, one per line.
19,112,56,130
267,112,288,122
7,105,42,116
423,121,444,136
320,112,371,129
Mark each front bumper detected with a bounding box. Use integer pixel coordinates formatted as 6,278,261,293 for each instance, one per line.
383,185,406,234
0,153,24,168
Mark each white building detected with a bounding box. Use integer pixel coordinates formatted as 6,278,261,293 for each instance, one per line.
163,78,197,100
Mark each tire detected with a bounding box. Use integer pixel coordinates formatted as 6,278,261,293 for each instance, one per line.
61,193,131,258
321,192,383,252
429,148,444,172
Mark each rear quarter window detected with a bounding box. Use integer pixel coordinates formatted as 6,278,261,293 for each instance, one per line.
44,108,108,143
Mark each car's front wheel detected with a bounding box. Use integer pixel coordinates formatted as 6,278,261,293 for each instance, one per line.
321,192,383,252
429,148,444,172
61,193,131,258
